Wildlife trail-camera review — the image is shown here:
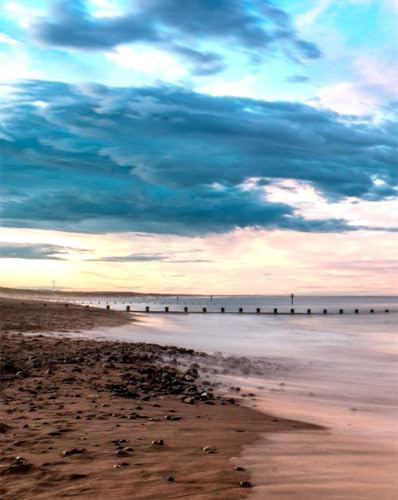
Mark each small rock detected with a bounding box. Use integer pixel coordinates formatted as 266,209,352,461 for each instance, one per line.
234,466,245,471
151,439,164,446
69,473,87,480
0,422,11,433
202,446,216,453
115,449,130,456
0,456,32,475
166,475,174,482
239,481,253,488
113,462,130,468
62,448,86,457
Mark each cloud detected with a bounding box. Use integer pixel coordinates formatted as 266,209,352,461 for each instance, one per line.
1,80,397,235
91,253,166,262
0,242,86,259
29,0,321,75
287,75,309,83
89,253,213,263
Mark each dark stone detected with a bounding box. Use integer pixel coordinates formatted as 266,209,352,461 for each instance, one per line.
239,481,253,488
62,448,86,457
152,439,164,446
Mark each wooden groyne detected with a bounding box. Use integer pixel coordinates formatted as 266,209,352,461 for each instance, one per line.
97,305,393,315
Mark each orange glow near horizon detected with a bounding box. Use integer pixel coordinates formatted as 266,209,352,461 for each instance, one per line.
0,227,397,294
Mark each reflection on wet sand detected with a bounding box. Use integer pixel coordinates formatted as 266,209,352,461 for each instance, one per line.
244,430,398,500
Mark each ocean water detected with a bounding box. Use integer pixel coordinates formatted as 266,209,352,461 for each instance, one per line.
76,294,398,314
72,295,398,499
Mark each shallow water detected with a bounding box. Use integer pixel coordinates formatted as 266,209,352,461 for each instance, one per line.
74,295,398,499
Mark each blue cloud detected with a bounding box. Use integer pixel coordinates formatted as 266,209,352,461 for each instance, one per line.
0,242,87,259
30,0,321,75
1,80,397,235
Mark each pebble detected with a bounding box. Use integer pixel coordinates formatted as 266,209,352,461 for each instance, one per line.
1,456,32,475
151,439,164,446
113,462,130,468
202,446,216,453
0,422,11,433
234,466,245,471
166,475,174,482
115,448,132,456
62,448,86,457
239,481,253,488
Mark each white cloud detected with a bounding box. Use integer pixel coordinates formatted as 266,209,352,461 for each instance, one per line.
0,32,20,46
105,45,188,81
4,1,43,27
264,179,398,229
0,49,40,82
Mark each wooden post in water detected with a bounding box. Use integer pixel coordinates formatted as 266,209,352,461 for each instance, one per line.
202,307,207,313
273,308,278,314
339,309,343,314
184,306,188,313
355,309,359,314
239,307,243,313
145,305,150,312
323,309,327,314
126,305,130,312
165,306,169,313
290,308,295,314
221,307,225,313
256,307,261,314
106,305,110,310
307,309,311,314
370,309,374,314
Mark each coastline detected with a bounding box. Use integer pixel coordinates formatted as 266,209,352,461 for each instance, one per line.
0,298,319,499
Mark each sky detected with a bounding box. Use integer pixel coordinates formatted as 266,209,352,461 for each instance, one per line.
0,0,397,294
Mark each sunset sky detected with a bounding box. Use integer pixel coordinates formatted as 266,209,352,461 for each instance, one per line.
1,0,397,293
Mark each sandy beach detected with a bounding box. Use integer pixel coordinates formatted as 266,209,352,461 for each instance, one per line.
0,298,318,499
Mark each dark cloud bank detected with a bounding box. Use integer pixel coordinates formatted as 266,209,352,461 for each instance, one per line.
1,80,397,235
31,0,321,74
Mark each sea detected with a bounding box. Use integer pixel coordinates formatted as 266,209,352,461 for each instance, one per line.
69,295,398,499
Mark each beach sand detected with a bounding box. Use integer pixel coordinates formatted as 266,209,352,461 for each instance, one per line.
0,298,318,500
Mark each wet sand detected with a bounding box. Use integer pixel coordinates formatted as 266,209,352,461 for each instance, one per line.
0,298,318,499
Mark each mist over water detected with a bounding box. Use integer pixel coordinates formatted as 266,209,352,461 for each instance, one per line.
75,295,398,499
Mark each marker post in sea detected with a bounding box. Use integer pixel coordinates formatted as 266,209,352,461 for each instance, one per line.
290,293,295,306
